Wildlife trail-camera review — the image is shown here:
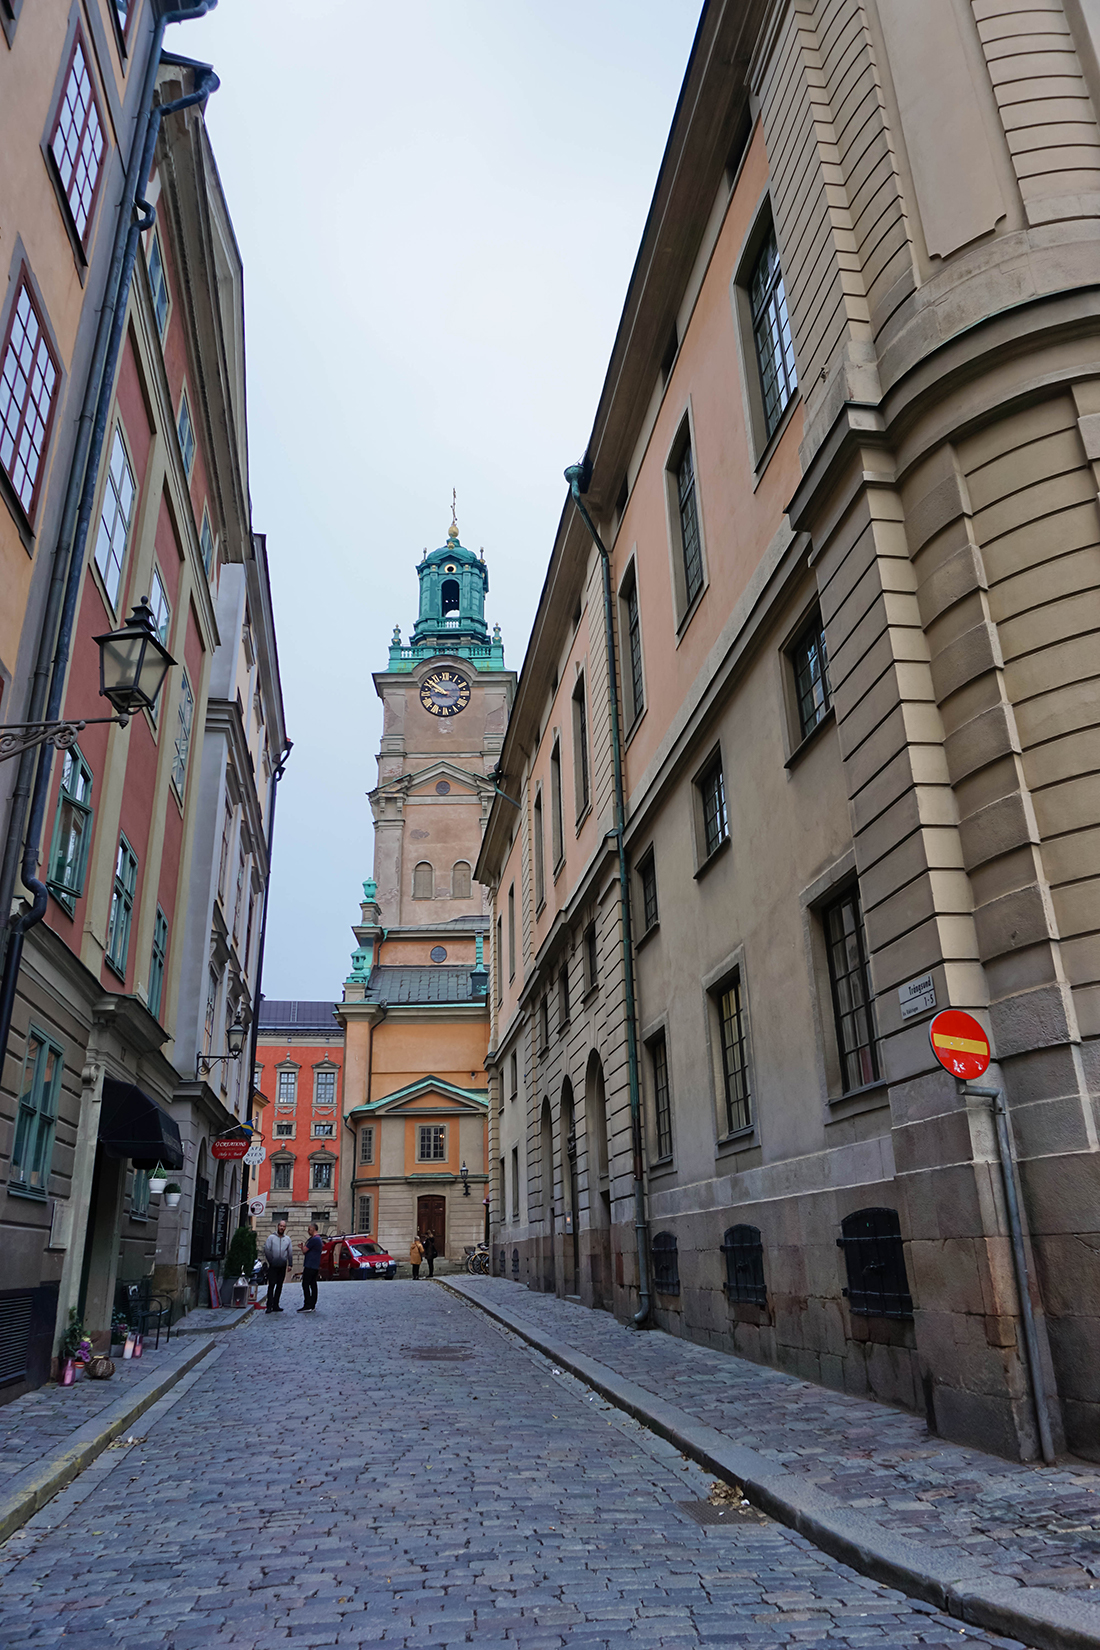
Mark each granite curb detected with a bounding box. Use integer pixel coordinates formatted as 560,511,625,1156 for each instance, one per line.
441,1276,1100,1650
0,1310,253,1546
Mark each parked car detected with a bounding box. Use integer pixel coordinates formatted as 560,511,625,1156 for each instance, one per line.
319,1234,397,1281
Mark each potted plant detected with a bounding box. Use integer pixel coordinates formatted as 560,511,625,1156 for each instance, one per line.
223,1225,258,1304
59,1309,92,1384
163,1183,182,1208
110,1312,130,1355
148,1163,169,1195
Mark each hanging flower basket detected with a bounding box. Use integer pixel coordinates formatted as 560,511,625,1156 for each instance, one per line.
163,1183,182,1208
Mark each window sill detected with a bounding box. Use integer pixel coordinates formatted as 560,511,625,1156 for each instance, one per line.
715,1125,757,1159
751,390,800,490
128,1212,149,1225
784,705,835,771
535,898,546,919
648,1155,676,1178
693,835,731,881
674,580,708,646
827,1078,888,1110
558,1019,570,1036
624,706,647,748
104,956,127,984
47,885,78,916
0,462,35,553
553,856,566,885
581,984,599,1006
635,920,660,954
6,1183,46,1202
574,802,592,835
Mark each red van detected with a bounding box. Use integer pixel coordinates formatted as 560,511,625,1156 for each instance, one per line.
319,1234,397,1280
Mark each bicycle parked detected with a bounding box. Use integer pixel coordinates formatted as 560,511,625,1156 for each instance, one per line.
464,1242,490,1275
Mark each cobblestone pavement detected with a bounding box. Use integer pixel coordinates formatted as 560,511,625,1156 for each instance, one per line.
451,1281,1100,1601
0,1280,1033,1649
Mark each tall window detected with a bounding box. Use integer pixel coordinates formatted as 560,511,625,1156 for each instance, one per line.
359,1125,374,1164
314,1068,337,1106
357,1194,373,1234
550,740,564,867
452,861,471,899
106,837,137,977
572,676,590,817
675,438,703,609
507,883,516,980
146,231,170,337
50,34,105,242
0,278,60,519
824,886,879,1091
203,967,219,1053
638,850,658,934
94,426,135,608
311,1160,333,1191
233,848,246,937
200,509,215,577
148,567,171,645
47,745,93,910
495,916,503,1004
218,794,232,898
558,959,570,1029
418,1125,446,1162
621,566,644,724
413,860,433,899
171,673,193,793
651,1032,672,1160
533,789,545,909
272,1160,292,1192
698,756,728,860
276,1069,297,1105
131,1168,150,1218
177,389,195,477
750,227,797,439
11,1030,63,1194
148,907,168,1019
584,921,598,992
718,975,751,1134
792,610,831,741
511,1145,520,1219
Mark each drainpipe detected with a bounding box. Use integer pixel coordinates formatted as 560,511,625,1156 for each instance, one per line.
239,741,292,1230
963,1083,1057,1463
0,7,219,1082
564,463,651,1328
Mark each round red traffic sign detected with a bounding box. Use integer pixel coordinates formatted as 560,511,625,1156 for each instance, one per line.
928,1009,990,1081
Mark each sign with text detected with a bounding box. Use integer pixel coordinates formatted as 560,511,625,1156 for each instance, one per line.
243,1143,266,1166
898,971,937,1022
929,1009,990,1081
211,1137,249,1160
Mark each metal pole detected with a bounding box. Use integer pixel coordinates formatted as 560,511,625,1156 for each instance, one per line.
964,1083,1056,1463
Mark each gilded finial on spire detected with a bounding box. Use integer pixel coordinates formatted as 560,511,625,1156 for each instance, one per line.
448,487,459,541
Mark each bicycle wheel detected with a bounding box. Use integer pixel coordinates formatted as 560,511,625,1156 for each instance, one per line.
465,1254,478,1275
476,1252,490,1275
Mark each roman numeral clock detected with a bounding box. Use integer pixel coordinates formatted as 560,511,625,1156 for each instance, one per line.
419,668,472,718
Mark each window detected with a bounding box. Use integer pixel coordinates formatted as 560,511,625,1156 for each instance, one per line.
838,1208,913,1318
94,426,135,609
511,1146,520,1220
824,886,879,1092
274,1121,294,1137
718,974,751,1134
509,1050,518,1100
148,907,168,1019
507,883,515,980
314,1069,337,1107
359,1126,374,1165
584,921,598,993
539,995,549,1052
651,1231,680,1295
312,1121,335,1138
171,673,193,794
276,1070,298,1105
452,861,471,899
698,756,728,860
792,611,831,741
149,567,171,646
638,850,658,934
722,1224,767,1306
750,227,797,440
413,861,433,899
272,1160,292,1192
558,959,570,1029
203,967,218,1053
131,1168,150,1218
357,1194,373,1234
651,1032,672,1161
550,740,563,867
620,565,644,725
50,34,105,242
533,789,545,909
218,793,232,898
177,389,195,478
418,1125,446,1162
311,1160,333,1192
106,837,137,977
0,277,59,519
200,509,215,577
495,916,503,1005
47,744,93,909
11,1030,63,1194
233,848,246,937
672,434,704,611
146,231,169,337
572,676,590,818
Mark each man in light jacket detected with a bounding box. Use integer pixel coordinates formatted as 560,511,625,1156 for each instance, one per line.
263,1221,293,1313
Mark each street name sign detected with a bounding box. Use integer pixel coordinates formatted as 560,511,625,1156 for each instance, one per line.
929,1009,990,1081
898,970,936,1021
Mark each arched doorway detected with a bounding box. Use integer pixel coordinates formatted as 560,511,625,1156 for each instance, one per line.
540,1097,555,1293
417,1194,446,1257
585,1051,612,1309
560,1078,579,1297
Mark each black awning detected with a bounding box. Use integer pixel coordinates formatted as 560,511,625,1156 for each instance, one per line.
99,1078,184,1170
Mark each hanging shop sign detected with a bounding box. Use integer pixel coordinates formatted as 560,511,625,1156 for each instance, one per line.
211,1137,249,1160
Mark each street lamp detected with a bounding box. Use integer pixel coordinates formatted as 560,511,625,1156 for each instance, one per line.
0,598,175,762
461,1160,471,1197
199,1009,248,1077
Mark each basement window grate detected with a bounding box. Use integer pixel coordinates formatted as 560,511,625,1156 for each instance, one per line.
651,1231,680,1295
0,1293,33,1386
721,1224,767,1306
838,1206,913,1319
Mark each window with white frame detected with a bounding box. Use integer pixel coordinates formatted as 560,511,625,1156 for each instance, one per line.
199,509,215,577
272,1159,292,1191
171,673,193,794
274,1120,294,1137
311,1160,333,1192
50,32,105,243
47,744,93,910
356,1194,373,1233
0,277,60,520
417,1125,446,1162
312,1121,335,1138
146,230,169,337
276,1069,297,1106
94,426,135,609
177,389,195,477
106,837,137,977
11,1029,63,1194
750,226,797,440
359,1125,374,1164
148,566,170,645
313,1068,336,1107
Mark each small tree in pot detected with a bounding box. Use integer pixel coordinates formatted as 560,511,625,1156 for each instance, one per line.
222,1225,258,1304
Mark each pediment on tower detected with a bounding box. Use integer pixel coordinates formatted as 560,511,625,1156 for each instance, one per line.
349,1075,489,1119
369,759,492,816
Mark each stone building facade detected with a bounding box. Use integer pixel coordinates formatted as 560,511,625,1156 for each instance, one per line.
479,0,1100,1461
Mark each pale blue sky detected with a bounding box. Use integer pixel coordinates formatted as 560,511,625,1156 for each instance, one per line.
165,1,702,998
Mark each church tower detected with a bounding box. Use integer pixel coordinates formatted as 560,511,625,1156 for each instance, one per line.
335,515,516,1260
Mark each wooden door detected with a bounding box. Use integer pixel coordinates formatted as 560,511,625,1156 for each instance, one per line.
416,1194,446,1256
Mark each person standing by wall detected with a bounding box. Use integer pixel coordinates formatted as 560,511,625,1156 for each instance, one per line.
298,1223,323,1312
409,1234,424,1280
423,1230,438,1279
263,1221,293,1313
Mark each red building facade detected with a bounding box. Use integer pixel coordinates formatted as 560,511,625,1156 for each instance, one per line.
254,1002,343,1249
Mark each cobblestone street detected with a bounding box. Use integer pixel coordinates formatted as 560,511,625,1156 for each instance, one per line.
0,1281,1033,1650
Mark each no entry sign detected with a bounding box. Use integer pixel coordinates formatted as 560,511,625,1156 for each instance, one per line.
929,1009,991,1081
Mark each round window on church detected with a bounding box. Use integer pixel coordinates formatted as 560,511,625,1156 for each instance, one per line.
444,563,457,574
435,780,451,795
430,945,447,963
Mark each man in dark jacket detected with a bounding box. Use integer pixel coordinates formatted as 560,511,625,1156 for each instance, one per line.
423,1230,439,1278
298,1224,323,1312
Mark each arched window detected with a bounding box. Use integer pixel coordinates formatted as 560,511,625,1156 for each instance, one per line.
838,1207,913,1319
651,1231,680,1295
452,860,472,899
441,578,460,614
722,1224,767,1305
413,861,433,899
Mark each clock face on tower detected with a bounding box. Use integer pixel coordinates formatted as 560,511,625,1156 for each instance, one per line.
419,668,472,718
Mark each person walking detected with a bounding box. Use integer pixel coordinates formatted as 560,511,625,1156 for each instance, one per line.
409,1233,424,1280
423,1229,438,1279
263,1220,292,1313
298,1223,323,1312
